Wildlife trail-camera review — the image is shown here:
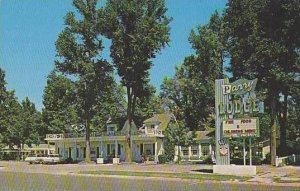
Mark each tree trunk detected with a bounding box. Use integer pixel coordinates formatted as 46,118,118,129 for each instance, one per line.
132,95,137,119
85,118,91,163
177,145,180,164
270,95,278,166
279,93,288,156
125,86,133,162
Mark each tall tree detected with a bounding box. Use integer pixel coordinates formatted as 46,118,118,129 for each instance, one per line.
0,69,7,104
0,69,44,153
43,71,78,134
160,12,225,130
0,68,21,148
224,0,300,165
134,85,165,126
164,120,195,163
55,0,114,162
100,0,171,161
18,98,45,148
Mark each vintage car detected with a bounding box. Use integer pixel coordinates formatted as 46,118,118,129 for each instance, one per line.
25,154,45,164
43,154,63,164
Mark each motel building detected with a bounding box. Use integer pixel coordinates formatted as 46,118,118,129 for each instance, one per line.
45,113,214,163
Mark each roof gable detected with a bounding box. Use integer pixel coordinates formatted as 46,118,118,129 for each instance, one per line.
194,131,213,141
121,120,138,134
143,114,171,131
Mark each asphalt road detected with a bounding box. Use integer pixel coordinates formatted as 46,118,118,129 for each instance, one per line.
0,171,299,191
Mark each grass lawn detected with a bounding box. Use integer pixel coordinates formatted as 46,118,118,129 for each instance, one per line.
78,170,250,182
273,177,300,183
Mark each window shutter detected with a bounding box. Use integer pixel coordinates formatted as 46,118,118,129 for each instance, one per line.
118,144,121,156
140,144,143,155
107,144,110,155
69,147,72,158
153,144,155,155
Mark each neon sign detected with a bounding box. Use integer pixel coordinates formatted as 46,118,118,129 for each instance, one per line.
220,78,263,138
222,79,257,95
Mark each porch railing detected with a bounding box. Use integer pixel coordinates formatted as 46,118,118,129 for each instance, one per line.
141,129,163,136
46,129,163,140
45,134,64,140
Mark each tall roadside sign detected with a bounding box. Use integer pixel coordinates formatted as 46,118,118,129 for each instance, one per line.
215,78,264,165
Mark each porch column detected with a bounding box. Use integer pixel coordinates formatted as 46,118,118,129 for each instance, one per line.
47,142,50,155
155,141,158,163
179,146,182,158
100,141,103,157
198,144,202,159
115,140,118,158
130,137,133,158
209,144,212,155
73,141,77,160
174,146,178,162
188,146,192,160
63,141,66,159
161,141,164,155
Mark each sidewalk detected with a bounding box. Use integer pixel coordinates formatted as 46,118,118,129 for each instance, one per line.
249,165,300,184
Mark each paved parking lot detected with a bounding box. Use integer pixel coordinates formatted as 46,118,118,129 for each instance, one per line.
1,161,300,184
0,161,211,175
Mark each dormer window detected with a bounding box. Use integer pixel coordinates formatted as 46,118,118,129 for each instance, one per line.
107,124,117,135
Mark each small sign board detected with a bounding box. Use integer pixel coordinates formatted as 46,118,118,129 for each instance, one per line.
223,118,259,138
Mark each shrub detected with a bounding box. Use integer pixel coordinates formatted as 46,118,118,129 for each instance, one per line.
64,157,73,164
204,155,213,164
263,153,271,164
158,154,168,164
1,152,19,160
251,156,262,165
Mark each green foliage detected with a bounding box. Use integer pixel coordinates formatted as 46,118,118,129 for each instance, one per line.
264,153,271,164
251,156,262,165
0,68,44,149
158,154,168,164
160,12,225,131
55,0,115,122
100,0,171,162
19,97,45,146
0,91,22,147
162,136,175,162
288,85,300,148
164,120,195,163
53,0,119,162
43,71,78,133
254,113,271,142
100,0,171,121
203,155,213,164
165,121,195,147
224,0,300,164
133,85,166,126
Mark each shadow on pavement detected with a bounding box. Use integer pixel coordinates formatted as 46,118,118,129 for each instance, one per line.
191,169,213,173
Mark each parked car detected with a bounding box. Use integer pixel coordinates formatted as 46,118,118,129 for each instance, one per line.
25,154,45,164
43,154,63,164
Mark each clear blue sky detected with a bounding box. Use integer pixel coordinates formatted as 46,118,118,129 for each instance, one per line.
0,0,227,110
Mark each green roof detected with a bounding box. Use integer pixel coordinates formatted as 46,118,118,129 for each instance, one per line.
143,114,171,131
194,131,213,140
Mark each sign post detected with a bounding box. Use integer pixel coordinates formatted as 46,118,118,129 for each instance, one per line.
249,138,252,166
215,79,230,165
